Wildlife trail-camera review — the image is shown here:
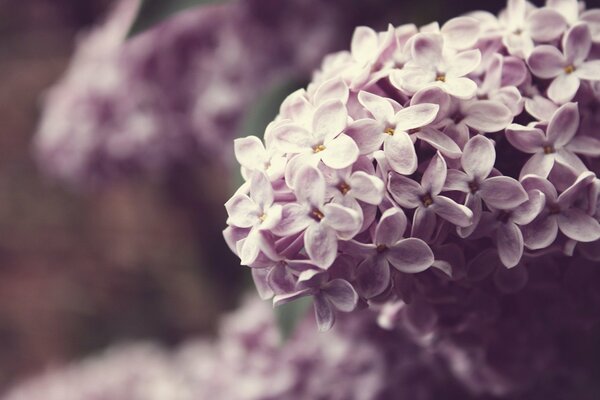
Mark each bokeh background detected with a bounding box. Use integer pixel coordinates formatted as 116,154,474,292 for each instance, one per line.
1,0,596,392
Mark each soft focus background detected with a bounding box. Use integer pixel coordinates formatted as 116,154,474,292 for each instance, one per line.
1,0,592,393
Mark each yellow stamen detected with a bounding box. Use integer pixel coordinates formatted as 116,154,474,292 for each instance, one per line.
564,65,576,74
259,213,267,222
435,74,446,82
384,127,395,136
543,145,555,155
313,144,326,153
421,193,434,207
338,182,351,195
311,209,325,221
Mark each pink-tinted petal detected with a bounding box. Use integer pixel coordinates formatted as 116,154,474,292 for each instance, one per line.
527,8,567,41
480,176,528,209
547,102,579,147
356,256,390,298
357,91,395,123
527,45,565,79
415,127,462,158
462,135,495,179
391,68,436,94
441,16,481,50
563,23,592,65
581,9,600,42
548,73,580,104
234,136,266,170
272,124,312,153
348,171,384,205
411,32,443,65
447,49,481,77
524,95,558,122
523,215,559,249
388,173,423,207
387,238,434,273
267,263,296,294
375,207,408,246
313,293,335,332
491,86,524,117
505,124,545,153
314,77,349,106
422,152,447,195
250,171,274,210
512,189,546,225
443,77,478,99
457,193,482,238
444,169,470,192
252,268,274,300
521,175,558,201
574,60,600,80
502,56,528,87
239,230,263,266
411,87,451,122
322,203,361,240
305,222,338,268
294,165,326,207
566,136,600,156
558,208,600,242
320,133,359,169
394,103,440,132
432,195,473,227
520,152,555,179
260,204,283,231
557,171,595,208
345,118,385,155
554,149,588,175
273,288,311,307
462,100,513,132
273,203,311,236
225,194,260,228
323,279,358,312
547,0,578,23
312,99,347,143
411,206,437,240
384,131,418,175
497,222,524,268
351,26,379,64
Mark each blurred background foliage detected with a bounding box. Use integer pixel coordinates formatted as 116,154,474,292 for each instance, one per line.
0,0,577,392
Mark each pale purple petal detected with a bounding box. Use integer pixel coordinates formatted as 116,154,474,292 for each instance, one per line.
442,76,478,99
521,175,558,201
527,8,567,41
415,127,462,158
322,203,361,240
272,123,312,153
384,131,418,175
547,102,579,147
351,26,379,64
524,95,558,121
462,135,495,179
558,208,600,242
225,194,260,228
497,222,524,268
239,231,262,266
411,33,443,65
441,16,481,49
505,124,545,153
234,136,266,170
411,206,437,240
527,45,565,79
260,204,283,231
480,176,528,209
312,99,347,143
273,203,312,236
422,152,447,195
295,166,326,208
512,189,546,225
554,149,588,175
348,171,384,205
566,136,600,156
548,0,578,24
357,91,395,123
581,9,600,42
304,222,338,269
462,100,513,132
356,256,390,298
557,171,595,208
273,289,311,307
345,119,385,155
563,23,592,65
320,133,359,169
444,169,470,192
432,195,473,227
523,215,559,249
267,264,296,294
457,193,482,238
375,207,408,246
574,60,600,80
387,238,434,273
323,279,358,312
252,268,274,300
314,77,349,105
548,73,580,104
520,152,555,179
446,49,481,77
391,68,436,94
394,103,440,132
250,171,274,210
313,293,335,332
388,173,423,207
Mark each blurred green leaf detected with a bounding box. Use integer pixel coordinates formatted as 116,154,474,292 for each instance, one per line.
275,297,313,342
128,0,225,38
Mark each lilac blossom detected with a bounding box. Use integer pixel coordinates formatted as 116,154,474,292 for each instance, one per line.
528,23,600,103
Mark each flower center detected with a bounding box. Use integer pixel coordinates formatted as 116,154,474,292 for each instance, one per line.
376,244,388,253
338,182,351,195
435,74,446,82
468,180,479,193
564,65,576,74
384,127,395,136
421,193,434,207
496,210,511,224
543,145,555,154
259,213,267,222
548,203,561,215
311,208,325,221
313,144,326,153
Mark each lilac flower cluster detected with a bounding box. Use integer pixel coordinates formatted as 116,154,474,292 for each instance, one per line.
2,298,469,400
34,0,356,185
224,0,600,331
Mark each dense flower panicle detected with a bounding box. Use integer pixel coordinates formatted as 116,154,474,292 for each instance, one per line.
34,0,361,185
2,298,472,400
224,0,600,333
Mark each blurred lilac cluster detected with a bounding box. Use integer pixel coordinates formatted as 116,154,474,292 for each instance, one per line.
224,0,600,334
2,297,468,400
34,0,353,185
